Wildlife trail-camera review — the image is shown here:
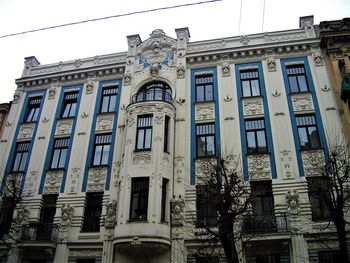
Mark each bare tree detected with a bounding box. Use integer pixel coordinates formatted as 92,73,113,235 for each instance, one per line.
194,155,251,263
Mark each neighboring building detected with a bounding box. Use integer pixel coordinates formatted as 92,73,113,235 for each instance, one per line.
0,15,349,263
0,102,11,139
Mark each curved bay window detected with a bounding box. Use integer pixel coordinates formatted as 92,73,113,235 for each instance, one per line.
132,82,172,103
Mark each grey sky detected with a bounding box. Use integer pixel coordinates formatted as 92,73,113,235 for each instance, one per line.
0,0,349,102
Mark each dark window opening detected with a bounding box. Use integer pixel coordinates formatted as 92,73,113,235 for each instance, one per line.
61,91,79,118
195,74,214,102
286,65,309,93
164,116,170,152
24,96,42,122
245,119,268,154
307,177,331,221
100,86,118,113
241,69,261,97
196,185,218,227
161,178,169,222
318,251,342,263
133,81,172,103
296,115,321,150
136,115,153,150
82,192,103,232
37,194,57,239
92,134,111,166
196,123,216,157
0,197,16,239
130,178,149,220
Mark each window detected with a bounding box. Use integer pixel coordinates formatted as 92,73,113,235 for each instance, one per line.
245,119,267,154
164,116,170,152
195,74,214,102
76,260,95,263
82,192,103,232
136,115,153,150
37,194,57,239
61,91,79,118
286,65,309,93
12,142,30,172
92,134,111,166
196,123,216,157
318,251,342,263
100,86,118,113
241,69,261,97
251,181,274,215
130,178,149,220
196,256,219,263
0,197,16,239
50,138,69,169
296,115,321,150
24,96,42,122
161,178,169,222
307,177,331,221
133,82,172,103
196,185,218,227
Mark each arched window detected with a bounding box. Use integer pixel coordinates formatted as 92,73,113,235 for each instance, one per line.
132,82,172,103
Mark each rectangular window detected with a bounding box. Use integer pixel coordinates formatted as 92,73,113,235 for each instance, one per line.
37,194,57,239
0,197,16,239
245,119,268,154
161,178,169,222
307,177,331,221
130,177,149,220
196,185,218,227
286,65,309,93
318,251,342,263
163,116,170,152
24,96,42,122
296,115,321,150
241,69,261,97
100,86,118,113
195,74,214,102
82,192,103,232
136,115,153,150
50,138,69,169
12,142,30,172
61,91,79,118
196,123,216,157
92,134,111,166
251,181,274,215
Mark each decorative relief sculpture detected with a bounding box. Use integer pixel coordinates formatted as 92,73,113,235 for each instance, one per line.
311,45,323,66
61,204,74,227
177,66,185,79
149,64,160,77
266,55,277,72
240,35,250,45
18,123,35,140
195,159,214,178
243,98,264,116
292,94,314,112
13,91,21,104
23,170,37,196
221,62,231,77
88,166,107,192
154,115,163,125
280,150,293,178
133,151,152,164
195,103,215,120
302,150,324,177
48,86,56,99
44,170,64,194
55,119,73,136
248,154,271,180
85,80,94,94
171,196,185,226
105,201,117,228
124,73,132,85
96,114,114,131
69,167,80,193
286,190,300,215
15,206,29,226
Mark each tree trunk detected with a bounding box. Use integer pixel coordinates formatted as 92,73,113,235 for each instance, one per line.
219,218,239,263
334,215,349,263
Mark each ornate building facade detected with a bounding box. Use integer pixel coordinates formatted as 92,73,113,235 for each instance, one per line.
0,16,349,263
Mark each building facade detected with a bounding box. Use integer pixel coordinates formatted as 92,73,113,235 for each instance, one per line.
0,16,349,263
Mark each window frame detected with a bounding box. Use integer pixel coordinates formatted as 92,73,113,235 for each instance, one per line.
286,65,309,93
196,123,216,157
163,116,170,153
61,91,79,118
12,142,30,172
24,96,42,123
295,114,321,150
240,69,261,97
196,185,218,227
195,74,214,102
50,138,69,169
135,115,153,151
129,177,149,221
82,192,103,232
92,134,112,166
245,119,268,154
100,86,118,113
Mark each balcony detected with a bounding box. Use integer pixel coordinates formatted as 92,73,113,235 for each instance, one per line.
131,89,172,104
242,213,288,234
21,223,59,242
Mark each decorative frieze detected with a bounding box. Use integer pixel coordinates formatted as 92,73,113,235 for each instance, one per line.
195,102,215,121
55,118,73,136
291,93,314,112
96,113,114,132
17,122,35,140
301,149,324,177
88,166,108,192
132,151,152,164
248,154,271,180
243,97,264,116
44,169,64,194
195,159,215,180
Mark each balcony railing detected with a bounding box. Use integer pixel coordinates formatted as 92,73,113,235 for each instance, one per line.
131,90,172,103
242,213,288,234
21,223,59,242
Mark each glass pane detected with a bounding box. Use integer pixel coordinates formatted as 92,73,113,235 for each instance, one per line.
101,96,109,113
32,108,39,122
144,128,152,149
246,131,256,153
251,80,260,96
205,85,213,101
298,127,309,149
19,152,28,171
101,145,110,165
58,149,67,168
242,80,251,97
257,130,267,152
308,126,320,149
26,109,34,122
12,153,22,171
196,86,205,102
206,136,215,155
93,146,102,165
62,104,71,118
197,136,206,156
298,75,308,92
289,76,298,92
137,130,145,149
109,95,116,112
69,103,77,117
51,150,60,169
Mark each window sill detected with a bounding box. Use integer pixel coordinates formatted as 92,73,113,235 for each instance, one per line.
289,91,311,95
134,149,152,152
299,147,323,152
46,168,65,172
58,116,75,120
97,111,115,116
246,151,270,156
241,95,263,99
195,155,217,160
195,100,215,104
21,121,38,125
89,164,109,169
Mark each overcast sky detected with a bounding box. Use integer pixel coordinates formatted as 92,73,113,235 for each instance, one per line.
0,0,349,103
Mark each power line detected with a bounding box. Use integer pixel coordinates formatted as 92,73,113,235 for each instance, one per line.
0,0,223,39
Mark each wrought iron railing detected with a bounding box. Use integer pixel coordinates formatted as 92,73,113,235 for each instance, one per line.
131,90,172,103
21,223,59,241
242,213,288,234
